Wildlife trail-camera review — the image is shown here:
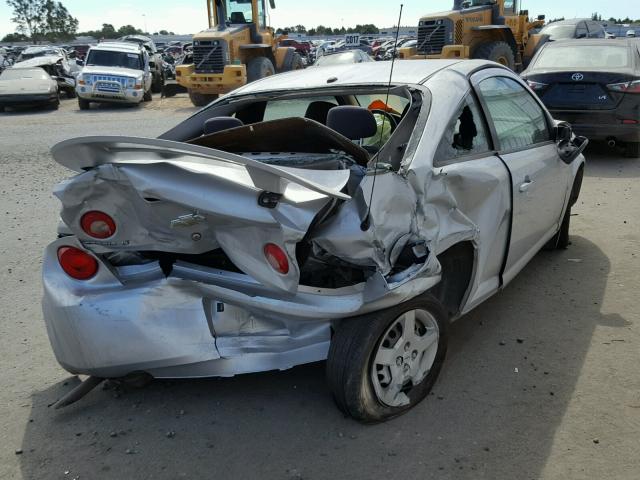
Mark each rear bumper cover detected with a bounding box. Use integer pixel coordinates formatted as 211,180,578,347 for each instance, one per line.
43,236,440,379
551,111,640,142
0,93,57,106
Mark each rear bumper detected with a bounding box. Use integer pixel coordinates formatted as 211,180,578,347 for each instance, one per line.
0,93,57,106
550,111,640,142
42,236,440,379
175,64,247,94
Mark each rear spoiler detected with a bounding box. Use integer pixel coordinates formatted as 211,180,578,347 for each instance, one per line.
51,136,351,200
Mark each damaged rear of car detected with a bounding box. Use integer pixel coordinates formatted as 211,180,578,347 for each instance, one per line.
43,60,586,422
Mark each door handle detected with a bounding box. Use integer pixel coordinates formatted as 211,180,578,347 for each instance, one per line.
519,175,534,193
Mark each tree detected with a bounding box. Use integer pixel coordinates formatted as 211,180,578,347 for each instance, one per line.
1,32,29,42
6,0,78,42
117,24,143,36
294,24,306,33
101,23,117,38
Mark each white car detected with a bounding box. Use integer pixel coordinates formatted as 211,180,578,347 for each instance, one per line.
0,67,59,111
75,42,153,109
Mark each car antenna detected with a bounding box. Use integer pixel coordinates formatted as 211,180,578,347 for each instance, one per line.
361,3,403,231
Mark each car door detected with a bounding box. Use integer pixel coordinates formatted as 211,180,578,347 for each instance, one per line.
432,91,512,311
472,69,572,285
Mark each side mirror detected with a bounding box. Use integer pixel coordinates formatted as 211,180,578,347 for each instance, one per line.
555,122,572,143
76,59,84,66
555,122,588,164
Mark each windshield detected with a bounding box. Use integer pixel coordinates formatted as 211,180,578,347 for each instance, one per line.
534,45,629,69
315,52,360,66
225,0,254,23
540,24,576,40
0,68,49,80
86,50,143,70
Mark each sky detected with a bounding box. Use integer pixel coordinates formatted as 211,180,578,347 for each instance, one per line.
1,0,639,38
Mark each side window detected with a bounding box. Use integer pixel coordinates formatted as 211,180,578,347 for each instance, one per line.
588,22,604,38
435,93,491,164
257,0,266,28
477,76,551,151
576,22,588,38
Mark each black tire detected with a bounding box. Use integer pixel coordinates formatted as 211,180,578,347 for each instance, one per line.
286,52,305,71
48,93,60,110
151,72,164,93
143,88,153,102
247,56,275,83
545,167,583,250
0,105,5,113
625,142,640,158
78,98,90,110
473,41,515,70
188,89,218,107
66,88,76,99
326,293,449,423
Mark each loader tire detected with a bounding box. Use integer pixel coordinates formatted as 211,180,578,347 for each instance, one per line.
188,89,218,107
247,56,275,83
473,41,515,70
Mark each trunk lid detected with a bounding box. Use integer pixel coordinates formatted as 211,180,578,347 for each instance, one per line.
51,136,352,293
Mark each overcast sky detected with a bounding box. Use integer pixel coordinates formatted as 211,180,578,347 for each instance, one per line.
1,0,639,38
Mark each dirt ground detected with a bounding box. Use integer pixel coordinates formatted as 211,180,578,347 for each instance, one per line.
0,94,638,480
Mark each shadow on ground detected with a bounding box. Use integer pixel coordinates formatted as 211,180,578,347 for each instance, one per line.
19,236,624,479
584,142,640,179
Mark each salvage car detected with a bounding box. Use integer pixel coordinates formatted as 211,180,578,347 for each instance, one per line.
75,42,153,110
0,67,60,111
522,38,640,157
13,48,77,98
43,60,587,422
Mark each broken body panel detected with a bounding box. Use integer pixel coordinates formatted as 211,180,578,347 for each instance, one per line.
42,60,584,379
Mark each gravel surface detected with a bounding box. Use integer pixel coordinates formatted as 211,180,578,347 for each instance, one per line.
0,95,639,480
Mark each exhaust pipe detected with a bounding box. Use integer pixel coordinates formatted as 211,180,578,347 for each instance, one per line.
607,138,616,148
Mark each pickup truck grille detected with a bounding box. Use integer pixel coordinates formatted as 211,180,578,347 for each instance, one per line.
193,40,227,74
417,19,453,55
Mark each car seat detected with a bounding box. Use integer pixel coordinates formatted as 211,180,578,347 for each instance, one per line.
203,116,244,135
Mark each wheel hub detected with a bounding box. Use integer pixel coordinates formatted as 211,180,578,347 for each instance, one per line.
371,309,440,407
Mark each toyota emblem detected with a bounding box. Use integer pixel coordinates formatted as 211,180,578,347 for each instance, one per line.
571,73,584,81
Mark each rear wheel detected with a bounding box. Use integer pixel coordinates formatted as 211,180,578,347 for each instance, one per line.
326,293,448,423
473,41,515,70
625,142,640,158
48,93,60,110
143,88,153,102
188,89,218,107
78,98,90,110
247,56,275,83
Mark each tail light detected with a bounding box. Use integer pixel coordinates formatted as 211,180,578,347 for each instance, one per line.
80,211,116,239
264,243,289,275
526,80,548,91
57,246,98,280
607,80,640,93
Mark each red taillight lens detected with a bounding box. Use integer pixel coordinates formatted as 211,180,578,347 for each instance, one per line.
607,80,640,93
57,246,98,280
264,243,289,275
80,211,116,239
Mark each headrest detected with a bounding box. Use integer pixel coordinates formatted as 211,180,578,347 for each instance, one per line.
304,101,336,125
230,12,247,23
203,116,244,135
326,106,378,140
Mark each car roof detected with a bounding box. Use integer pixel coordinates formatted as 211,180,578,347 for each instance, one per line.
91,42,143,53
543,18,589,26
234,60,469,94
540,38,638,47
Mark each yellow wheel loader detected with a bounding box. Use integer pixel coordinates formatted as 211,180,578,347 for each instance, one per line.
399,0,545,71
176,0,304,106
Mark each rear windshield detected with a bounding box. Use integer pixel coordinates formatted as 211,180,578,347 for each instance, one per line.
0,68,49,80
86,50,143,70
534,45,630,69
540,24,576,40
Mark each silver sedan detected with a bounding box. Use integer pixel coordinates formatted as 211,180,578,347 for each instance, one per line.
43,60,587,422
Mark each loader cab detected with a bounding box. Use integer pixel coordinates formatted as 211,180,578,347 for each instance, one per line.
209,0,270,30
